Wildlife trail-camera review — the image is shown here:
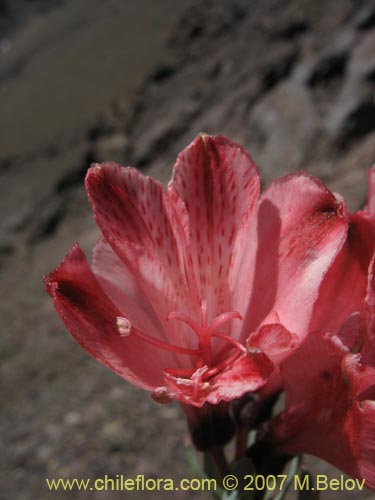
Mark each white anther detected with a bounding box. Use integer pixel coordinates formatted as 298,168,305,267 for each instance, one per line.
116,317,132,336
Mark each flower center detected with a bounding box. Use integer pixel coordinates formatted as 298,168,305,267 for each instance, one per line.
116,299,244,402
167,299,244,365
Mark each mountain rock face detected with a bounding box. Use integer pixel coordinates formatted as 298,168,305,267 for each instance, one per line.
0,0,63,38
0,1,374,499
121,0,374,198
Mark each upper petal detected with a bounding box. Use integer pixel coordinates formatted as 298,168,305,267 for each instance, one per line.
85,163,197,346
238,172,348,340
309,165,375,345
91,238,192,353
309,210,375,335
91,237,188,350
86,164,185,273
168,134,260,322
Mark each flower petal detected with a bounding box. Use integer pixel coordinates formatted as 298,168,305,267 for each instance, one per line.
248,323,298,365
309,210,375,335
44,244,174,389
238,172,348,340
166,350,274,407
205,350,274,405
92,238,191,350
85,163,197,346
366,166,375,217
364,254,375,362
168,134,260,320
86,163,188,308
341,356,375,490
93,238,202,360
269,331,375,490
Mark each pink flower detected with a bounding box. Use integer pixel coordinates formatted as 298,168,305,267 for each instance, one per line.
265,168,375,491
44,134,347,407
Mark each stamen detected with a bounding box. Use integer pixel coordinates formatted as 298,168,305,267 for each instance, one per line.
207,311,243,336
167,312,202,340
116,317,200,356
211,332,247,353
191,365,209,379
205,350,243,378
245,342,263,355
117,317,132,336
126,300,248,401
212,343,236,364
151,387,174,404
167,302,243,367
164,366,211,400
174,378,194,387
192,366,209,399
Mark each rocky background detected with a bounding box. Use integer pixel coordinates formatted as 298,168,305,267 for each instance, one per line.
0,0,374,499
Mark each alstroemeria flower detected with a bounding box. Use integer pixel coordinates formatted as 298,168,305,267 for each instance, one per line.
264,168,375,490
44,134,347,407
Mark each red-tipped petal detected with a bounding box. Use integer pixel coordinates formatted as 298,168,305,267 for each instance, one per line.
44,244,171,389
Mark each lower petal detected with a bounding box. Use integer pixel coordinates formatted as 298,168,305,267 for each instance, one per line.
44,244,173,389
204,350,274,405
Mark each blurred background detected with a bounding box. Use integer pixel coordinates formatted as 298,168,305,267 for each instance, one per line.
0,0,374,499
